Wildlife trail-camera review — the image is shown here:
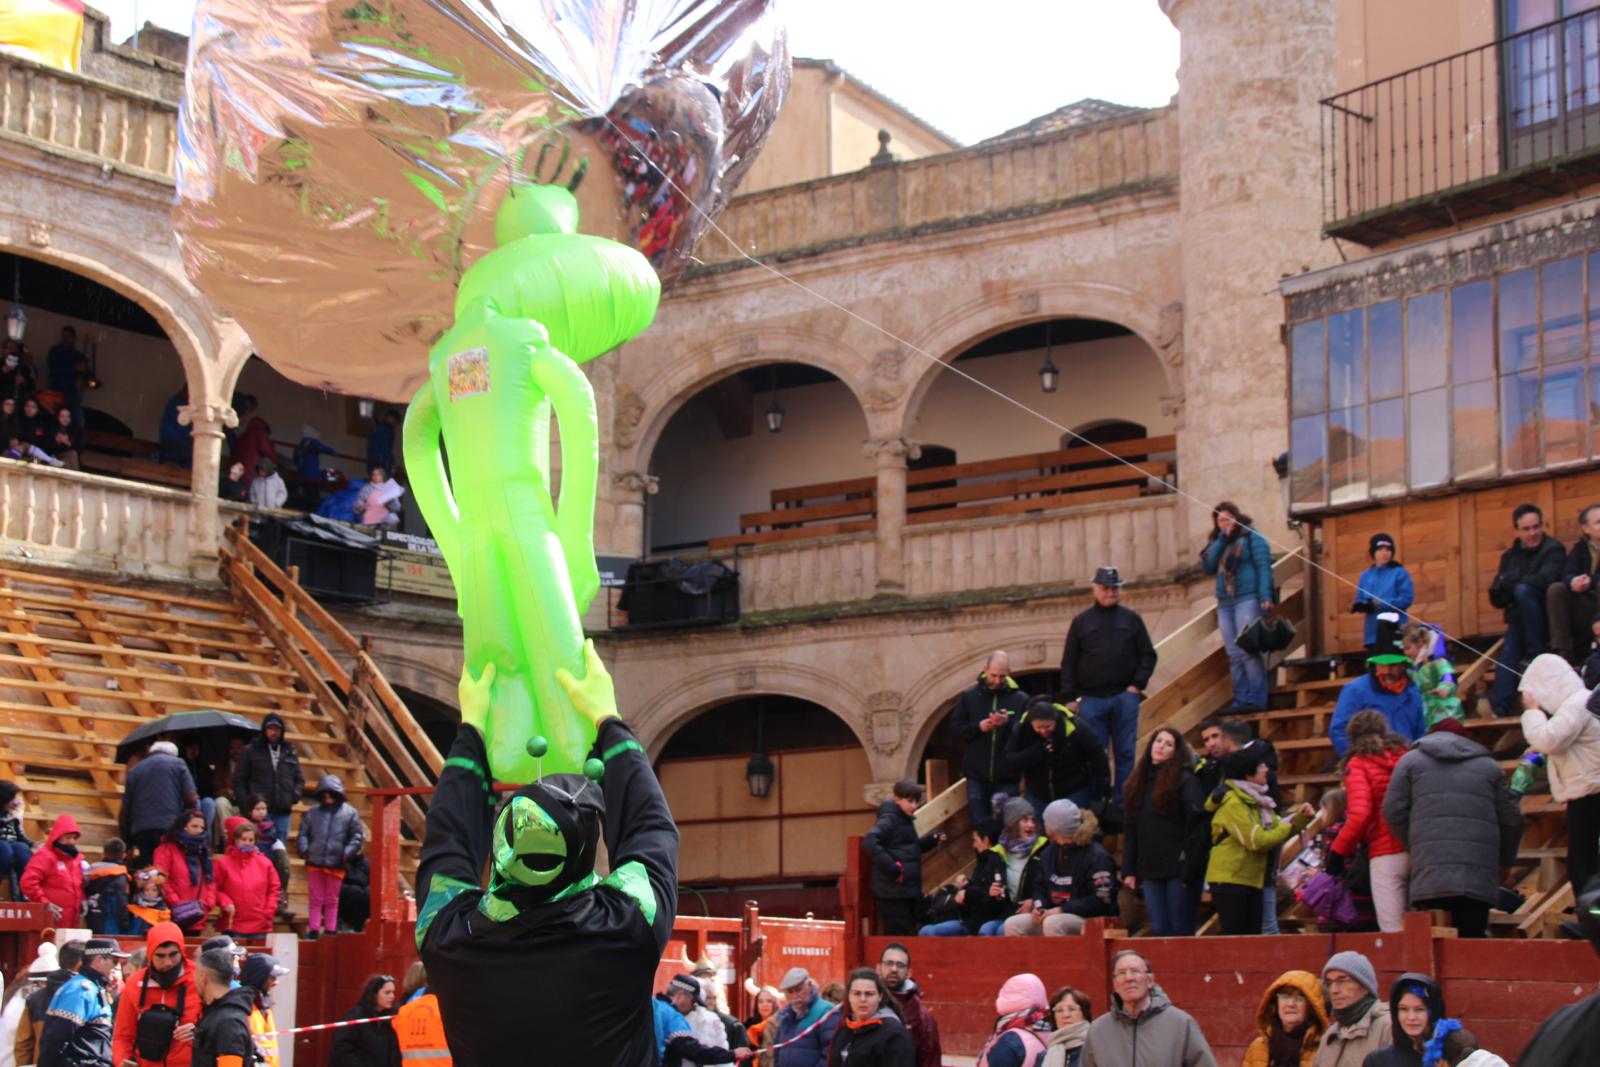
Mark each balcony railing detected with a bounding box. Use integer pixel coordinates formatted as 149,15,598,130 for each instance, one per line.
1322,9,1600,244
0,53,178,182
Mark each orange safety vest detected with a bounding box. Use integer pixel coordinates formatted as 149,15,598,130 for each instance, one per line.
249,1005,280,1067
393,993,451,1067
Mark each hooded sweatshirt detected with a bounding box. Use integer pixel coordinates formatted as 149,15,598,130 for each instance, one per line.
1241,971,1327,1067
1080,987,1216,1067
1519,653,1600,804
112,922,201,1067
1361,973,1446,1067
21,815,85,919
297,776,364,870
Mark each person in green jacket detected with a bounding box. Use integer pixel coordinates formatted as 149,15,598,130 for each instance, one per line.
1204,749,1313,935
1401,623,1464,728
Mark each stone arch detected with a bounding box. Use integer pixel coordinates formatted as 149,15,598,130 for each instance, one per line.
0,214,229,407
367,651,462,713
899,282,1183,438
619,327,883,475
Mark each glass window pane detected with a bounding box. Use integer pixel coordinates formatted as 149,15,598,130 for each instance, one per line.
1501,371,1543,473
1545,363,1588,465
1545,257,1586,364
1406,291,1447,389
1290,415,1327,510
1409,388,1450,489
1370,301,1403,399
1454,379,1499,480
1452,280,1495,383
1500,268,1540,374
1370,397,1406,498
1590,253,1600,356
1329,405,1368,505
1329,309,1365,410
1290,319,1326,417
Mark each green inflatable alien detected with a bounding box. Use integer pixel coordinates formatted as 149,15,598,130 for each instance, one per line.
404,182,660,781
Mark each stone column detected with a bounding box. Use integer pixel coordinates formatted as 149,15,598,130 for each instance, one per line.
864,437,919,595
181,401,237,571
611,470,659,559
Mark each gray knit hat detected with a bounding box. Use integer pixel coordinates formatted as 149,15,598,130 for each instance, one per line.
1000,796,1035,830
1321,950,1379,996
1042,799,1082,839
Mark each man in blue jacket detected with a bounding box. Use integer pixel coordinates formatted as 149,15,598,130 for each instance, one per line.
773,968,838,1067
1330,653,1425,757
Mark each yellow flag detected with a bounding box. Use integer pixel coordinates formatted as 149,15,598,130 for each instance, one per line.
0,0,84,74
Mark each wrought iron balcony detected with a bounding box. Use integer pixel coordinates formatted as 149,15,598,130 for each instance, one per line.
1323,9,1600,245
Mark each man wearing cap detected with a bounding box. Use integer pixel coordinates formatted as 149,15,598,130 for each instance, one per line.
1329,655,1425,758
862,780,945,936
121,742,200,869
1002,799,1117,936
112,921,200,1067
190,949,254,1067
1311,951,1391,1067
39,938,126,1067
772,969,837,1067
1059,566,1157,792
948,651,1029,826
414,642,679,1067
1488,503,1566,717
651,979,742,1067
238,955,287,1067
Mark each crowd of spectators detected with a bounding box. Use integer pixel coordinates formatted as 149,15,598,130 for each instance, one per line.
1,328,88,469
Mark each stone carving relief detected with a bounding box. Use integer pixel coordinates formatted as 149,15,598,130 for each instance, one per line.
612,470,660,496
1155,301,1184,366
177,403,239,430
863,437,922,463
735,667,757,691
613,387,645,447
866,690,907,754
1022,641,1046,665
1017,290,1041,315
26,221,50,248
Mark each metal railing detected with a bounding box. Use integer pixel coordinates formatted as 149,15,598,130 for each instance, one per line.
1322,9,1600,238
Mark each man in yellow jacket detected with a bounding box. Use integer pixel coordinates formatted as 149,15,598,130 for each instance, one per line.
238,954,288,1067
393,963,450,1067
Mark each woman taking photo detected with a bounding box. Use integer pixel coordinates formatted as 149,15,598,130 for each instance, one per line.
826,968,913,1067
152,809,217,933
1201,501,1274,714
1206,750,1314,934
330,974,400,1067
1121,727,1204,936
1041,987,1091,1067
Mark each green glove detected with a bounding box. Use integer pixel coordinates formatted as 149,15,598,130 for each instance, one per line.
555,639,619,727
458,661,496,736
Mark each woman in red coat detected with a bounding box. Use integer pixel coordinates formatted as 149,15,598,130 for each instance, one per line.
152,810,217,933
20,814,85,922
213,817,280,939
1331,710,1411,932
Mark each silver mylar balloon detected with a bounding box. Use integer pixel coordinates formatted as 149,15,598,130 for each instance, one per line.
174,0,789,400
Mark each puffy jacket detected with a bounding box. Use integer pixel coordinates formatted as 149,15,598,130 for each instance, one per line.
862,801,939,900
774,993,839,1067
38,970,114,1067
152,842,217,912
232,720,304,814
1330,748,1406,860
1005,705,1110,806
1310,1000,1390,1067
213,844,281,935
1489,534,1566,620
1123,766,1205,882
1354,563,1414,647
1520,654,1600,803
1205,784,1311,889
120,754,199,839
1028,816,1118,920
297,776,364,868
824,1007,914,1067
111,921,201,1067
21,816,85,920
1240,970,1326,1067
948,675,1029,784
1329,676,1424,758
1202,528,1273,603
1383,733,1524,906
1081,988,1216,1067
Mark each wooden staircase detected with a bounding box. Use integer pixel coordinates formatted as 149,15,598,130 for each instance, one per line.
908,549,1576,938
0,517,442,929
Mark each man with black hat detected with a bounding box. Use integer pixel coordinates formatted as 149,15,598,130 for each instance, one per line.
1330,653,1425,758
238,955,287,1067
1059,565,1157,793
39,937,127,1067
414,642,679,1067
190,950,253,1067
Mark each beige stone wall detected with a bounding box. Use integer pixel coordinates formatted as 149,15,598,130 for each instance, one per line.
1333,0,1496,91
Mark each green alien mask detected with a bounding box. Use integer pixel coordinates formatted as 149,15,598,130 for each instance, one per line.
484,774,604,916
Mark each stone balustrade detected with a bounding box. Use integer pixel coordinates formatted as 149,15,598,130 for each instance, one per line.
0,461,197,578
695,109,1177,267
0,54,177,182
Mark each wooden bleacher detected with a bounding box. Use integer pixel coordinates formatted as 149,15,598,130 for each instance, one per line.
707,434,1176,550
901,549,1575,939
0,518,440,928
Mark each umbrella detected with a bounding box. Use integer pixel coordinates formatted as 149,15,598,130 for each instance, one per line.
115,711,262,764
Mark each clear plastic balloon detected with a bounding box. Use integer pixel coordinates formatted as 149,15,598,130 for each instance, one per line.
175,0,788,400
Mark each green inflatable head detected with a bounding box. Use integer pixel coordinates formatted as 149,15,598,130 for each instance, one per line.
495,184,579,243
489,774,605,901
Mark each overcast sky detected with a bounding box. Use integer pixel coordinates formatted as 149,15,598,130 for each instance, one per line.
95,1,1179,144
